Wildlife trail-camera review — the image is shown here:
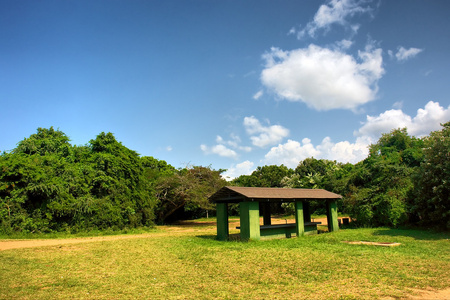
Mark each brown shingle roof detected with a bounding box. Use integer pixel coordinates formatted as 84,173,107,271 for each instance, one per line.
210,186,342,203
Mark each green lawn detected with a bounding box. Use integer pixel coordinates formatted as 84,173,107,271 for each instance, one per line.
0,222,449,299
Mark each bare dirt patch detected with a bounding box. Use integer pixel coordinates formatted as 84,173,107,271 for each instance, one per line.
407,288,450,300
0,234,158,251
382,288,450,300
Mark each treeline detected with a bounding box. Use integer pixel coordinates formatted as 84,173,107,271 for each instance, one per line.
0,128,225,233
231,123,449,230
1,123,449,233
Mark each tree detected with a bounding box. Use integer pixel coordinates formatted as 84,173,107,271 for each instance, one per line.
344,128,424,227
86,132,157,229
0,128,158,233
233,165,293,188
411,122,450,229
281,158,351,215
154,166,226,223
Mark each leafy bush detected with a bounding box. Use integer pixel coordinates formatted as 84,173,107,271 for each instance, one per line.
410,122,450,229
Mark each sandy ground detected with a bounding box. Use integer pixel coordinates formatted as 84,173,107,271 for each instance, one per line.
1,218,448,299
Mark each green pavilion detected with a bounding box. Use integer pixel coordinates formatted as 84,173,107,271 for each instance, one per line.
209,186,342,241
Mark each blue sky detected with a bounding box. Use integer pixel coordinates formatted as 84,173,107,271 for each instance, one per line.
1,0,450,179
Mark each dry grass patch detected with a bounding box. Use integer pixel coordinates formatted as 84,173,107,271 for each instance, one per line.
0,224,448,299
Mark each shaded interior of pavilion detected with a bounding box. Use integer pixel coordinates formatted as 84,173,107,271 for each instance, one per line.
209,186,342,241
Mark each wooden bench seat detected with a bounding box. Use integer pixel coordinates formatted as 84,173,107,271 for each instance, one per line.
236,222,322,238
236,221,322,230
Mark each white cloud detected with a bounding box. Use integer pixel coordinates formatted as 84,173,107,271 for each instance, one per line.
392,101,403,109
200,144,238,159
355,101,450,139
201,134,251,159
166,146,173,152
244,116,289,147
253,90,263,100
263,139,320,168
263,137,369,168
335,39,353,50
222,160,255,181
261,44,384,111
293,0,373,39
394,46,423,61
260,101,450,169
317,136,369,164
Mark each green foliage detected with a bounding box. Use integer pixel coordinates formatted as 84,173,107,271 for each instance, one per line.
2,123,448,232
281,158,351,214
154,166,226,223
0,128,158,233
410,122,450,229
232,165,293,188
344,128,423,227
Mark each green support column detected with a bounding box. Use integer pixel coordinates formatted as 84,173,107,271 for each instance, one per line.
326,200,339,232
216,203,229,241
294,201,305,237
239,201,260,240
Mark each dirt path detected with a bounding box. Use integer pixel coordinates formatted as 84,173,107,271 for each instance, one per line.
382,288,450,300
0,233,161,251
0,217,335,251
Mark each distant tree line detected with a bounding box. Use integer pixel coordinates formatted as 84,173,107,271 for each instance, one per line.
231,123,450,230
1,122,448,233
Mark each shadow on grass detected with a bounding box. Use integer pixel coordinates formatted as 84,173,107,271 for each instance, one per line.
196,233,243,241
372,227,450,241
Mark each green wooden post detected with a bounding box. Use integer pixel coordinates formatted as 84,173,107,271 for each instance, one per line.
216,203,229,241
239,201,260,240
326,200,339,232
294,201,305,237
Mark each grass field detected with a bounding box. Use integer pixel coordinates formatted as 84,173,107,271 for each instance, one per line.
0,219,449,299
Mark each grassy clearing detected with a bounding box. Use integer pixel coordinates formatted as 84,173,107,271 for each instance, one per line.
0,222,449,299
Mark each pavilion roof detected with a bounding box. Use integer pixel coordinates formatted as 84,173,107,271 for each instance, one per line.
209,186,342,203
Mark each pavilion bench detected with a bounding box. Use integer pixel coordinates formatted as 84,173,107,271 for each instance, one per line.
237,222,322,239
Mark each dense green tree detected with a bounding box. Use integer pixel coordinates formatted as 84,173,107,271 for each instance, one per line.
0,128,158,233
154,166,226,223
281,158,351,214
410,122,450,229
233,165,293,188
344,128,424,227
85,132,157,229
287,158,351,193
2,124,448,233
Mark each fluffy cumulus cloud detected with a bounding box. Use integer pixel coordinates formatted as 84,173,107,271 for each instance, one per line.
200,144,237,159
201,134,251,159
292,0,373,39
316,136,370,163
261,44,384,111
222,160,255,181
263,139,320,167
203,102,449,177
356,101,450,139
244,116,289,147
389,46,423,61
261,101,450,168
263,137,368,168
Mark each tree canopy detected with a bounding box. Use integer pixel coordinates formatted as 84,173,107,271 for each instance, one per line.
1,123,449,233
0,128,225,233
